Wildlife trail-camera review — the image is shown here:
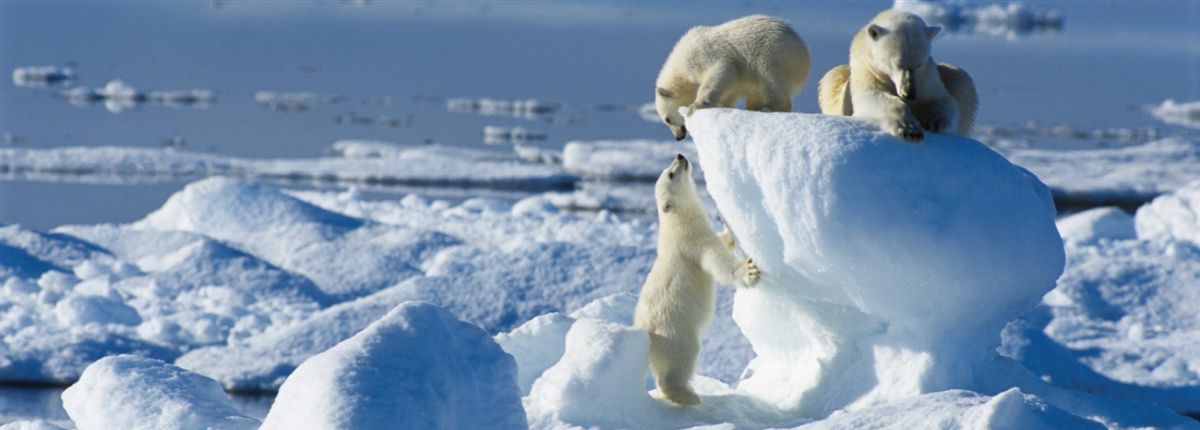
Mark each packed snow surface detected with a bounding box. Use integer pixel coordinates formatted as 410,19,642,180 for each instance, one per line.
260,302,526,430
60,355,258,430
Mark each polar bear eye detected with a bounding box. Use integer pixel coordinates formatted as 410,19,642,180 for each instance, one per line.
665,117,673,125
668,172,675,180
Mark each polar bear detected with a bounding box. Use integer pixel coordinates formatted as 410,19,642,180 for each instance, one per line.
655,15,811,140
817,9,977,141
634,154,760,406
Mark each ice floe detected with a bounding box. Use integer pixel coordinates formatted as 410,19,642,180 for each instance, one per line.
894,0,1064,40
11,67,74,88
254,91,345,112
1149,99,1200,129
0,141,578,191
998,137,1200,207
447,97,559,119
57,80,213,113
483,125,547,145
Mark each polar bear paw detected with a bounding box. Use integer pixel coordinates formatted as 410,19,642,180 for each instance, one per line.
737,258,761,287
891,118,924,142
921,111,952,133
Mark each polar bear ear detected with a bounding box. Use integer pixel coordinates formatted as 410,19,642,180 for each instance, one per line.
657,87,674,98
867,24,888,41
926,25,942,39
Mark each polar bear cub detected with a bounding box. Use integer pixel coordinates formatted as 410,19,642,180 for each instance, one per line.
634,154,760,406
655,15,811,140
817,9,977,141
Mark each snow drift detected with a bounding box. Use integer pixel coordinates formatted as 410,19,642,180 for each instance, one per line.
259,302,526,430
688,109,1065,415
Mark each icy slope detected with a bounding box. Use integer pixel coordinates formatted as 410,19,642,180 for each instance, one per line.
689,109,1064,414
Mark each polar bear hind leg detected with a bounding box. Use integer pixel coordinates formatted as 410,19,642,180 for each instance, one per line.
648,332,701,406
818,64,852,115
938,64,977,135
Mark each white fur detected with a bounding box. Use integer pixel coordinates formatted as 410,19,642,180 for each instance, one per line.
818,10,977,141
654,15,811,140
633,155,759,406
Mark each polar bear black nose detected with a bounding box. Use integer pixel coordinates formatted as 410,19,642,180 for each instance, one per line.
676,153,685,161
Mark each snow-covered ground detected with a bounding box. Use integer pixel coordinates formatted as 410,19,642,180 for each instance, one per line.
5,112,1200,428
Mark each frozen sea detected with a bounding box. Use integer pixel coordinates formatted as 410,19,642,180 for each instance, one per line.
1,1,1200,427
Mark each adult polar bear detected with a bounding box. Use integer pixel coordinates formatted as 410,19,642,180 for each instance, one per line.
654,15,811,140
634,154,760,406
818,10,978,141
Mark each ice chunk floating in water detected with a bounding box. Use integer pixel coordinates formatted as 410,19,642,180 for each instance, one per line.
688,109,1064,415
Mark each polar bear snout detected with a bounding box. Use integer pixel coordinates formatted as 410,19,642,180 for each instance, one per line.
673,125,688,141
898,69,917,100
676,153,688,164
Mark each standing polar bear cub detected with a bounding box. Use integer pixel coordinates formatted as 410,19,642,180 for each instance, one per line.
655,15,811,140
818,10,978,141
635,154,760,406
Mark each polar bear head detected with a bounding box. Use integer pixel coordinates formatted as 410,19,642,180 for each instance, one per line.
862,10,941,100
655,153,700,215
655,87,689,141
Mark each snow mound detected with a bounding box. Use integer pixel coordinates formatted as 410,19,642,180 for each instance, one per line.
60,355,259,430
260,302,526,430
689,109,1064,415
524,319,790,429
1149,99,1200,129
136,177,458,299
0,143,578,190
1057,207,1135,246
1135,180,1200,244
562,140,700,181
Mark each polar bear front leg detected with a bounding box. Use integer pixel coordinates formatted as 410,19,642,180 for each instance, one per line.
857,87,923,141
689,62,736,115
700,241,760,287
